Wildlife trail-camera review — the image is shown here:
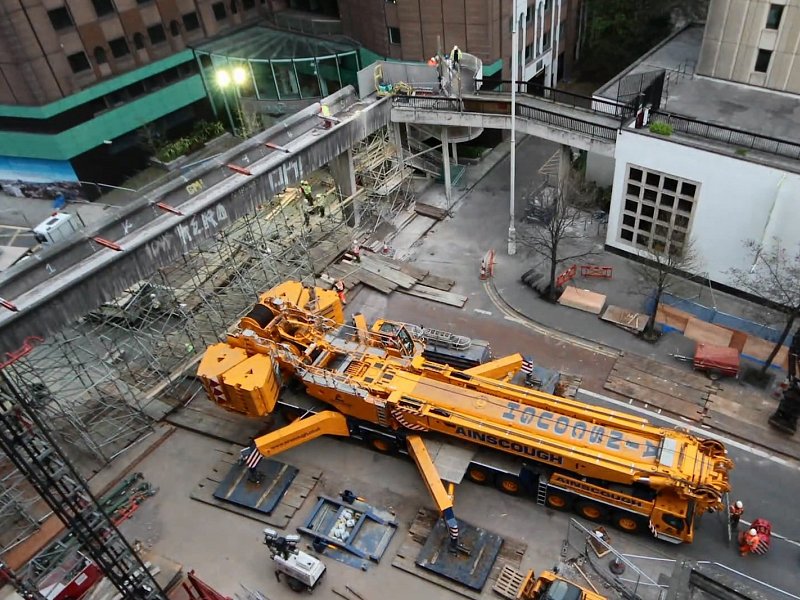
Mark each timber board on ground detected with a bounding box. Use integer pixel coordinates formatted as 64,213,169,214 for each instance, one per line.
190,448,320,529
392,508,526,600
615,353,716,392
607,366,712,406
165,402,266,447
414,202,449,220
360,255,418,289
604,375,707,422
400,285,467,307
683,318,734,348
419,273,456,291
601,305,647,333
558,286,607,315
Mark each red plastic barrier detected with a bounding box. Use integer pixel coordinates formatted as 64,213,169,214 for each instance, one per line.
556,264,577,287
580,265,613,278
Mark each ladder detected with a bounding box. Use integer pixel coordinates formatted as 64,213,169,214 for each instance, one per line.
536,478,548,506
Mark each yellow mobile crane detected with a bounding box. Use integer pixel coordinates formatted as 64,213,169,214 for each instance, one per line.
197,281,732,546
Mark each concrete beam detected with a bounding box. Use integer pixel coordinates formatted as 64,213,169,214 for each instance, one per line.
0,91,391,353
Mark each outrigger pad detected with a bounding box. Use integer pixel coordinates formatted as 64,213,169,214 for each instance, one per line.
213,459,298,515
416,519,503,590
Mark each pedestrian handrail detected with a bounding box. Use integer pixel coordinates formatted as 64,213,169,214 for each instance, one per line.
650,109,800,161
475,79,634,120
392,94,619,143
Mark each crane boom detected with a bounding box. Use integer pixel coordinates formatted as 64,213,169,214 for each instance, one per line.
197,280,733,545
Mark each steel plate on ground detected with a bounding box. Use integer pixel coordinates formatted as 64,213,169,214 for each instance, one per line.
416,520,503,590
213,459,298,515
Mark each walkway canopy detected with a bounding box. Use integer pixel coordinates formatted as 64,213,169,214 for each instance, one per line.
193,26,361,105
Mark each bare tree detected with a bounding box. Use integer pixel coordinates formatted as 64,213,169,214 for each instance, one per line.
636,240,700,340
728,238,800,375
518,173,597,302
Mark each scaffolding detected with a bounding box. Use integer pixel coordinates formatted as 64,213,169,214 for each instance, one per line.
352,126,415,232
0,168,367,556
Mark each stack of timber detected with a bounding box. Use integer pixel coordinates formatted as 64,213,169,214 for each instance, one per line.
604,353,715,422
325,252,467,308
413,201,449,220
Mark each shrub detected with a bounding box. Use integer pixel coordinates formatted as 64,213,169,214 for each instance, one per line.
648,121,673,136
155,121,226,163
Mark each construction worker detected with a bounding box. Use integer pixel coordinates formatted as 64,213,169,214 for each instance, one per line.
351,239,362,262
334,279,347,305
739,528,760,556
300,180,314,205
451,45,461,66
729,500,744,529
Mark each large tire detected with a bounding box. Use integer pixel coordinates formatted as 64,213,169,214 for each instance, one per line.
545,490,572,511
612,511,646,534
575,500,608,522
495,474,522,496
466,465,492,485
287,577,307,593
367,435,396,454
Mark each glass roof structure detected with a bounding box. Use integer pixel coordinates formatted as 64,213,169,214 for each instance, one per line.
195,26,357,61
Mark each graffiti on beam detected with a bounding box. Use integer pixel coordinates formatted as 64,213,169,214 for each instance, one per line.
146,236,173,262
186,179,205,195
176,205,229,247
267,158,302,191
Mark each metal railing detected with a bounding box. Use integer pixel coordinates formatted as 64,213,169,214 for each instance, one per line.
651,110,800,161
475,79,634,120
392,95,619,143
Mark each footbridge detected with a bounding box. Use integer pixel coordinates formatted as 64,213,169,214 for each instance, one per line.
391,89,629,157
0,80,632,353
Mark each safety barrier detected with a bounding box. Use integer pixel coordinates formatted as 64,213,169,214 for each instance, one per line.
480,249,496,280
556,264,577,288
516,104,618,141
580,265,613,278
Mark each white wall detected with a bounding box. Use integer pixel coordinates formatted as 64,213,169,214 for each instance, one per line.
607,129,800,286
585,152,614,186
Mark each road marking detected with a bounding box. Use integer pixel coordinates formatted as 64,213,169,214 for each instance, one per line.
483,280,620,358
577,388,793,468
473,308,492,316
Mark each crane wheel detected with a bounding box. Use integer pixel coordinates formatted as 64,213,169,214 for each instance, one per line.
466,466,491,485
545,492,572,511
612,512,644,533
575,501,607,522
368,436,396,454
496,474,521,495
699,439,726,457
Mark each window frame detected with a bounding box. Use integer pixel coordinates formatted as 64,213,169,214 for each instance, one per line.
90,0,115,18
755,48,772,73
388,26,401,45
109,36,130,58
147,23,167,45
182,11,201,31
47,6,74,31
766,3,784,29
67,51,91,73
212,2,227,21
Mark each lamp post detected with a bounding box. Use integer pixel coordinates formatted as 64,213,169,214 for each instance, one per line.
215,66,249,136
508,0,524,256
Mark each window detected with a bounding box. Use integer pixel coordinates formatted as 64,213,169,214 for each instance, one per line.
242,0,255,10
47,7,73,30
182,12,200,31
67,51,90,72
136,0,153,4
524,43,533,61
230,0,238,14
109,37,129,57
169,20,180,36
147,24,166,44
755,49,772,73
542,30,551,51
388,26,401,44
212,2,226,20
526,6,532,22
133,32,145,49
91,0,115,17
618,164,699,256
544,0,552,10
94,46,107,64
766,4,784,29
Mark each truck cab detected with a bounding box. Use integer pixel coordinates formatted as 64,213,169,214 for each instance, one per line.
518,571,605,600
32,212,79,246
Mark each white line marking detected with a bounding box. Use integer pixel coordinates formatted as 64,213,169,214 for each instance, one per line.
473,308,492,316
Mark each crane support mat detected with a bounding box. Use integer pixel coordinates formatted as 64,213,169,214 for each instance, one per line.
212,459,298,515
299,495,398,569
416,519,503,590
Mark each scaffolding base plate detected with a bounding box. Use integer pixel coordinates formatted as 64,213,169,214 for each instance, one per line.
213,459,298,515
415,519,503,590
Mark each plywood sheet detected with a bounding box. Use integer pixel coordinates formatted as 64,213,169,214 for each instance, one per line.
558,286,606,314
601,305,647,332
741,335,789,370
683,317,733,348
655,303,692,332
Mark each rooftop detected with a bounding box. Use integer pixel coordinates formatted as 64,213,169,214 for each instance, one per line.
597,24,800,145
193,25,358,61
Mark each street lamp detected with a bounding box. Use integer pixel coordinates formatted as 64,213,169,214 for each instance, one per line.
214,66,249,136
